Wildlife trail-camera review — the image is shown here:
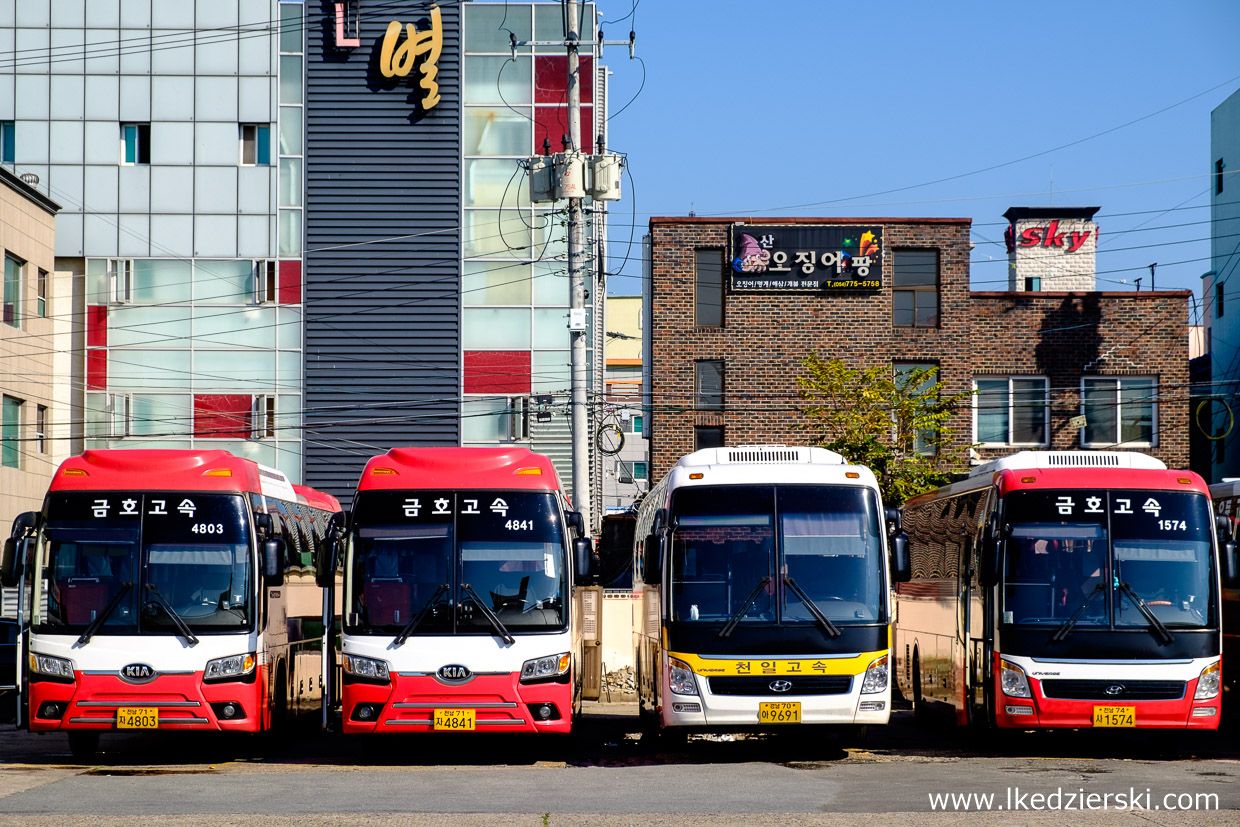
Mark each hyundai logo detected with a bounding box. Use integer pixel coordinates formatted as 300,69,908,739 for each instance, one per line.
120,663,157,684
769,679,793,693
1104,684,1125,696
436,664,473,684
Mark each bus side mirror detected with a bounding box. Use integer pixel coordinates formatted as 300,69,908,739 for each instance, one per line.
263,538,286,587
885,507,902,535
316,511,348,588
979,514,1001,587
643,534,662,586
890,533,911,583
0,539,17,588
573,537,594,585
566,511,585,538
1223,540,1240,589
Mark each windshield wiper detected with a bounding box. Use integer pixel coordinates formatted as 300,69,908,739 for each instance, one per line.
1051,582,1105,642
392,583,449,648
783,576,842,639
718,576,771,638
144,583,199,646
75,582,133,646
460,583,515,644
1118,581,1174,644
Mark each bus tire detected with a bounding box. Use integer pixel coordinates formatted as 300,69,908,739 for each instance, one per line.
271,666,288,731
838,724,869,747
67,731,100,761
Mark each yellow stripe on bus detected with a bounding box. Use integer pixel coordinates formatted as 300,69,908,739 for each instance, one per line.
670,650,888,677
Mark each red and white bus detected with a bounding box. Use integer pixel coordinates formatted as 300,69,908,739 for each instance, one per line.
895,451,1237,731
323,447,593,734
1,449,340,758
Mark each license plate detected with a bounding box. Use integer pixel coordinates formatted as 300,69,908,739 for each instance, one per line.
758,701,801,724
1092,706,1135,727
116,707,158,729
433,708,476,731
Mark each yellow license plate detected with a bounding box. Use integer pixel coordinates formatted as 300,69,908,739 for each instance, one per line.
116,707,158,729
758,701,801,724
1092,706,1135,727
433,708,476,731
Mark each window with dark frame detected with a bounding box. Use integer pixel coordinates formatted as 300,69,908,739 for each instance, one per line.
35,404,46,454
1218,159,1226,196
0,121,13,164
694,426,724,451
36,268,47,318
1217,282,1225,318
3,253,21,327
240,124,272,166
121,123,151,165
892,249,939,328
1,395,21,469
974,376,1048,446
694,249,723,326
893,363,938,455
695,360,723,410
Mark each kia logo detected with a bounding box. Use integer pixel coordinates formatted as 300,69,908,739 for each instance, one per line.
120,663,157,684
1104,684,1125,696
769,680,793,693
436,664,473,684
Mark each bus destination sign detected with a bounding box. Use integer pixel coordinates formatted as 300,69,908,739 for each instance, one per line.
729,224,883,293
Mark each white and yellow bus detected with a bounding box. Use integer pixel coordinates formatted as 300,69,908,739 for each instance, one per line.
632,446,909,741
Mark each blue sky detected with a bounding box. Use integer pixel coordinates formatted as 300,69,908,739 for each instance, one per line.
599,0,1240,311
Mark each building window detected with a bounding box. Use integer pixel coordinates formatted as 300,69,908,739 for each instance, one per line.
627,414,643,434
975,377,1048,446
1218,158,1226,196
1217,282,1225,318
2,395,21,468
36,268,47,318
892,249,939,328
695,426,724,451
240,124,272,166
1081,377,1156,447
120,123,151,165
1,121,13,164
3,254,21,326
35,405,46,454
893,363,938,455
617,460,634,484
1024,276,1041,292
633,461,648,481
695,360,723,410
695,249,723,327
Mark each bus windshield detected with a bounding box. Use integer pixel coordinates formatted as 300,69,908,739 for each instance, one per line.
669,485,886,627
1001,489,1215,630
35,492,253,634
346,490,568,635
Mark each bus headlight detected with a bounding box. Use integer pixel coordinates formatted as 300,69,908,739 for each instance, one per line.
1000,659,1031,698
29,652,75,681
860,655,888,694
203,653,256,683
668,657,698,696
343,654,390,682
1194,662,1221,700
520,653,571,683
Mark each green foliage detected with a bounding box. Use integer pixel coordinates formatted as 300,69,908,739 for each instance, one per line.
795,353,974,506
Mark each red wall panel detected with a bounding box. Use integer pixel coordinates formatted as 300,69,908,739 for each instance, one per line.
193,394,252,439
464,351,531,395
278,259,302,304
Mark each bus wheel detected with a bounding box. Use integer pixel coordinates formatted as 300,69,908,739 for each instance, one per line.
271,667,288,731
67,731,100,761
838,724,869,748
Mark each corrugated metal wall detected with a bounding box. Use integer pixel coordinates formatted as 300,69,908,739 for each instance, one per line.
305,3,463,503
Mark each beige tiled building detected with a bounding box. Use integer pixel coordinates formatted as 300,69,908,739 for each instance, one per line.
0,167,67,523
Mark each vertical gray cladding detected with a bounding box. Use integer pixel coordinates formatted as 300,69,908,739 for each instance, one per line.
305,1,462,503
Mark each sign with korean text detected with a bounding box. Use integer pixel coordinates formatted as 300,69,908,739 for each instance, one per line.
729,224,883,292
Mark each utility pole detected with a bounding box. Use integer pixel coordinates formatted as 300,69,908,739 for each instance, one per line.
566,0,591,533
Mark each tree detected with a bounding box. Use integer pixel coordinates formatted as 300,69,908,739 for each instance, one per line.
795,353,974,506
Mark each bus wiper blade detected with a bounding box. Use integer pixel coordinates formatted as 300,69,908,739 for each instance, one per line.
1051,582,1105,643
392,583,449,648
783,576,842,639
460,583,515,644
76,582,133,646
1118,581,1174,644
144,583,199,646
718,576,771,639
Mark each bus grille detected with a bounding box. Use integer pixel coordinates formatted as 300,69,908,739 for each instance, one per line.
1039,679,1185,701
724,448,804,464
708,675,852,696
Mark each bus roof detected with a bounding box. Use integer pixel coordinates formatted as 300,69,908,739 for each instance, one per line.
666,445,879,491
968,450,1167,476
47,449,321,503
354,447,563,493
294,484,342,512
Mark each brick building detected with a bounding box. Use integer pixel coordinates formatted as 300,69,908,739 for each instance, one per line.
644,215,1190,482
